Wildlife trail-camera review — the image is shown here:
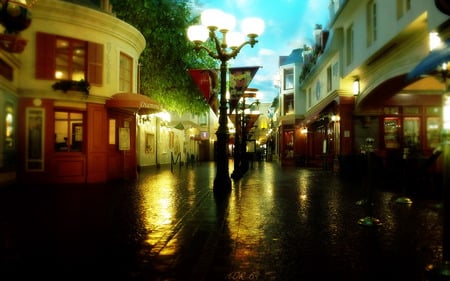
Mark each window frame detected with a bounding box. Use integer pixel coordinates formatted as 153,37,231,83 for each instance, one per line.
36,32,103,85
54,110,85,153
119,52,133,92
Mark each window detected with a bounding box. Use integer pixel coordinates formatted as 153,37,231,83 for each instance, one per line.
55,37,86,81
307,87,312,108
397,0,411,19
54,111,84,152
367,1,377,46
36,32,103,85
284,68,294,90
109,118,116,145
403,117,420,146
26,108,45,171
326,65,332,92
384,117,400,149
5,102,14,149
396,0,403,19
346,24,354,66
283,94,294,115
119,52,133,92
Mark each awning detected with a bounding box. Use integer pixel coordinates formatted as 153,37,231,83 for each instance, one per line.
106,92,162,115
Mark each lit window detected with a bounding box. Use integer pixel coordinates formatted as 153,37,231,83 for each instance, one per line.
55,38,86,80
54,111,84,152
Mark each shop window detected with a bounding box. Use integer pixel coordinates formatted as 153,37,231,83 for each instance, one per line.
283,130,294,159
35,32,103,85
119,52,132,92
403,117,420,146
54,111,84,152
384,117,400,148
427,117,441,148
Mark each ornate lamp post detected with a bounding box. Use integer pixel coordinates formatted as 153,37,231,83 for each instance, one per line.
236,90,259,178
187,9,264,194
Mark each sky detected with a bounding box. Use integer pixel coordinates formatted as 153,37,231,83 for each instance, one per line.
192,0,331,103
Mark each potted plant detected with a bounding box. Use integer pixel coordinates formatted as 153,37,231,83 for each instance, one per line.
52,79,90,95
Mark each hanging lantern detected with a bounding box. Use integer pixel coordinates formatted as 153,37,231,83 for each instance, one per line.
0,0,34,53
0,0,32,34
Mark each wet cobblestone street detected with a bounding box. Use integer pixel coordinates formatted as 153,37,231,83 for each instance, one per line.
0,161,446,280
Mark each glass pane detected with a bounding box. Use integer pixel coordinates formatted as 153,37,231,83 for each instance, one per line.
55,111,68,119
384,117,399,148
284,69,293,90
403,117,420,146
427,117,441,148
72,41,85,81
70,112,83,120
55,120,69,151
403,107,419,114
109,119,116,144
426,106,441,115
383,107,399,115
55,39,69,79
71,122,83,151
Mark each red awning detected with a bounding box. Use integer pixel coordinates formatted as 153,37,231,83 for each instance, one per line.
106,92,162,115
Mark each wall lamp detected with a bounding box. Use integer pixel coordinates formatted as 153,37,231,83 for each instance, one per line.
352,78,360,96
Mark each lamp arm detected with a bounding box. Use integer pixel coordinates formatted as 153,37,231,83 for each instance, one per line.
194,44,220,60
209,31,224,57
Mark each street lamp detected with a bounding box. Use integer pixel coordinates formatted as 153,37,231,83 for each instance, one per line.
187,9,264,194
231,90,259,179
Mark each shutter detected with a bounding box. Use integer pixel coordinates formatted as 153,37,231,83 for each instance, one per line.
87,42,103,85
35,32,56,80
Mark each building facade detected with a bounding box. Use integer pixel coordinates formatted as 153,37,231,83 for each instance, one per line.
279,0,450,185
0,0,156,184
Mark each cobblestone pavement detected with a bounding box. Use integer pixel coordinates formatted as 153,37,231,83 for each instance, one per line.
0,161,446,281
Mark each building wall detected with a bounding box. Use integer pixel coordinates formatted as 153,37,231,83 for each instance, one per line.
0,0,147,184
283,0,450,179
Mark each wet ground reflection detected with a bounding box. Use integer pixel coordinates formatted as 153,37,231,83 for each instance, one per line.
0,161,444,281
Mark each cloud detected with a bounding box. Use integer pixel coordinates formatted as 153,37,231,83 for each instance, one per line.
259,48,275,56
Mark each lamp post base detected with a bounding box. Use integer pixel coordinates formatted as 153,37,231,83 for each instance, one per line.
213,174,231,195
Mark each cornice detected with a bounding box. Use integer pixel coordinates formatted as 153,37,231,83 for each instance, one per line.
30,0,145,53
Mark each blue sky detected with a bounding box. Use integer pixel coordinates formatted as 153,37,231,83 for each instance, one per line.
193,0,331,103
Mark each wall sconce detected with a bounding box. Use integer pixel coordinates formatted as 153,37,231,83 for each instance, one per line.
352,78,360,96
331,115,340,122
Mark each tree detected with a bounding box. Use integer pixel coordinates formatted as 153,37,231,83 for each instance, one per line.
109,0,217,115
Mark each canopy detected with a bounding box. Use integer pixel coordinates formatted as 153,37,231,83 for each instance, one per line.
407,39,450,82
106,92,162,115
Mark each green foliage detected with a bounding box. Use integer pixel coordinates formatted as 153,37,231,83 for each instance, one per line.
110,0,216,115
